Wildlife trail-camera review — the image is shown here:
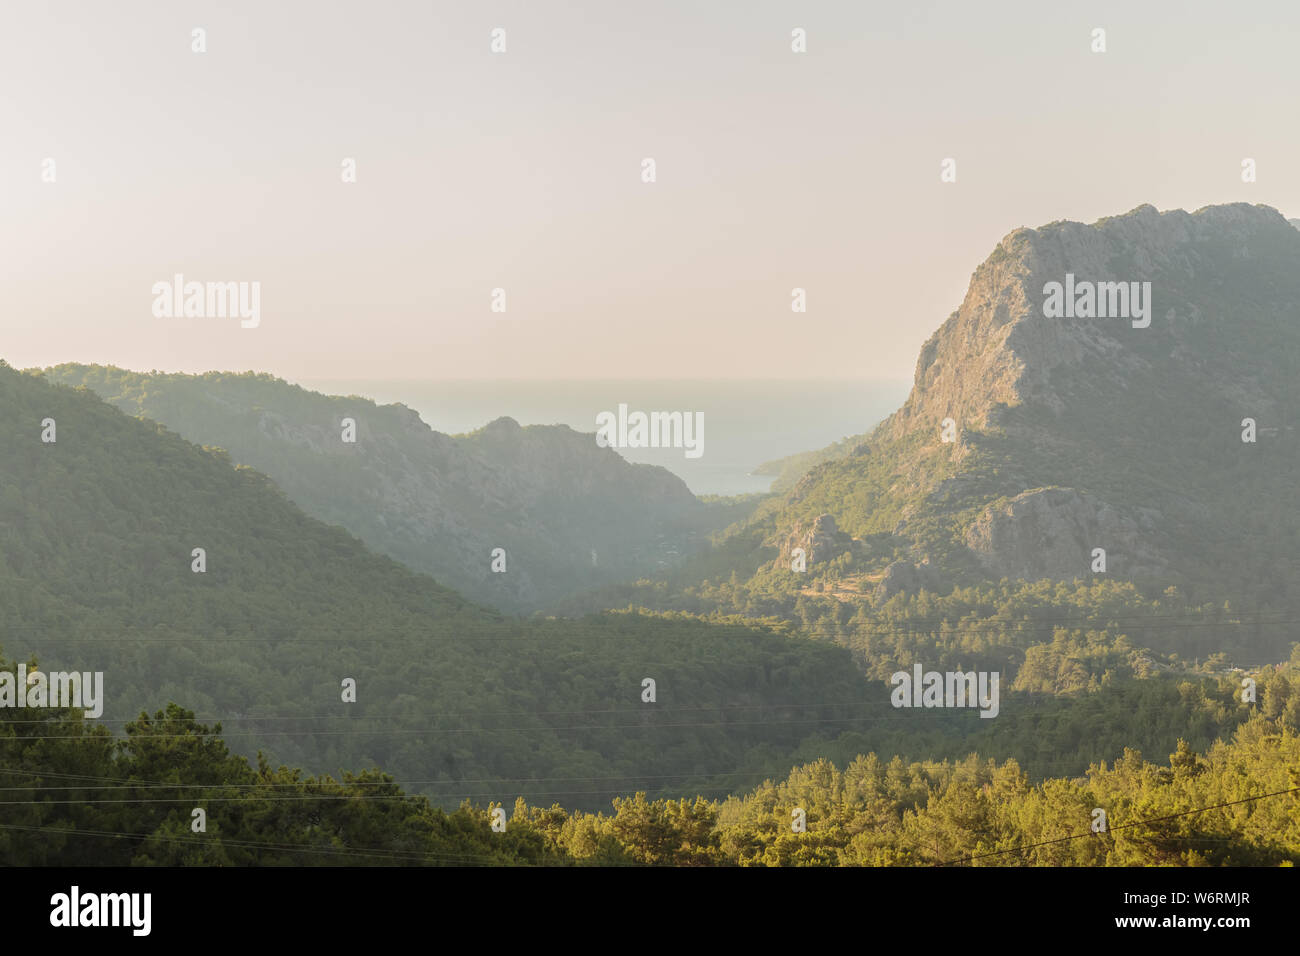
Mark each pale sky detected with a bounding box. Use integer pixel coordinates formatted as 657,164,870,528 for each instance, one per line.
2,0,1297,380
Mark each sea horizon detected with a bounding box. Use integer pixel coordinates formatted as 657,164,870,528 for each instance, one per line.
298,376,912,496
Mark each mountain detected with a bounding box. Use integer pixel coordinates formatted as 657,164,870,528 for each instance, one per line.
36,366,744,613
0,360,879,809
553,202,1300,690
745,203,1300,606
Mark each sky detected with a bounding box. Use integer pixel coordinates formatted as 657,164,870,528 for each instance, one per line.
3,0,1298,381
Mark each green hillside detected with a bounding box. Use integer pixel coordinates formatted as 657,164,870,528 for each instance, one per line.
0,361,876,810
37,364,738,613
6,664,1297,866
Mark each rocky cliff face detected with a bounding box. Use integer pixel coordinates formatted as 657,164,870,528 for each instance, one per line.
887,203,1294,439
766,202,1300,597
775,513,854,569
963,487,1168,580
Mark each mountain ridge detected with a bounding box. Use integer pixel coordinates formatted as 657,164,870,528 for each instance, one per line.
36,365,743,613
615,202,1299,621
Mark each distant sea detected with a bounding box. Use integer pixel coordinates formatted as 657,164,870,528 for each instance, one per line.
298,379,911,497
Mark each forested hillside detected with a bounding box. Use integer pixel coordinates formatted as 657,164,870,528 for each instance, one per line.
38,364,742,613
10,359,1282,824
0,361,877,810
5,659,1296,866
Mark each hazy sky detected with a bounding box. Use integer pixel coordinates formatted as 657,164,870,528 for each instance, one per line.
3,0,1297,380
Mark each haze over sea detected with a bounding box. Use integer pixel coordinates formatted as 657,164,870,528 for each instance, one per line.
299,379,911,496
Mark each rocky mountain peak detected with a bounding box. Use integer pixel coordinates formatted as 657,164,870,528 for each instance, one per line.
888,202,1297,439
763,201,1300,599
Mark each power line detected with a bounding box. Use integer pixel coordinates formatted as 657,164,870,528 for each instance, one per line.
0,695,1116,725
0,680,1271,740
0,611,1295,643
938,785,1300,866
0,821,563,867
